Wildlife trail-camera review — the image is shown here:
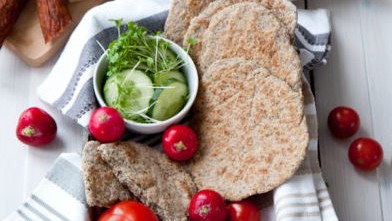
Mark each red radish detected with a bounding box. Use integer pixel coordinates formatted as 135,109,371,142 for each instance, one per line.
16,107,57,147
89,107,125,142
189,189,227,221
162,125,198,161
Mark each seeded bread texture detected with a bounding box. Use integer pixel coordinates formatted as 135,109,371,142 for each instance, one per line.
82,141,135,208
190,58,308,200
164,0,187,45
165,0,296,45
198,2,301,91
98,142,197,221
184,0,296,61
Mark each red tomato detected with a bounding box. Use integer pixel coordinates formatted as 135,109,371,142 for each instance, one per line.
162,125,198,161
89,107,125,142
16,107,57,147
328,106,360,138
189,189,227,221
98,201,158,221
227,200,261,221
349,137,383,171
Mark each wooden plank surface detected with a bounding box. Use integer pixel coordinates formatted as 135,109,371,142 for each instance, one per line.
308,0,392,220
0,47,31,218
358,1,392,219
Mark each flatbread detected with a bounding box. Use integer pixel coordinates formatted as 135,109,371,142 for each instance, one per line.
184,0,296,60
199,2,301,90
98,142,197,221
184,0,214,27
165,0,296,45
163,0,187,45
81,141,135,208
190,58,308,200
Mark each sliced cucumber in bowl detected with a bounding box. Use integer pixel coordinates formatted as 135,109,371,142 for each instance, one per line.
150,80,188,121
103,69,154,121
154,70,186,86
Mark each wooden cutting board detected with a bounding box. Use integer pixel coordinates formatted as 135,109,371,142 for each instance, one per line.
4,0,104,67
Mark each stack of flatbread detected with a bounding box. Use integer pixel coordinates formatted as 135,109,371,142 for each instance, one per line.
165,0,309,201
82,141,197,221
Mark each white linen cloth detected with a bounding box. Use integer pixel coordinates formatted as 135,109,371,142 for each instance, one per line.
5,0,337,220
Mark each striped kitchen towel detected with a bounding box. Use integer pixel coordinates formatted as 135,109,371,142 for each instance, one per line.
295,9,331,70
271,77,338,221
3,154,87,221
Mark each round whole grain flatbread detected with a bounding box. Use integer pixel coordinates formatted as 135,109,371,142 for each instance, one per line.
198,2,301,90
164,0,187,45
190,58,308,201
164,0,296,45
183,0,296,59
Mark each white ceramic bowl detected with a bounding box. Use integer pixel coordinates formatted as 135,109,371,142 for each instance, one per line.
93,37,198,134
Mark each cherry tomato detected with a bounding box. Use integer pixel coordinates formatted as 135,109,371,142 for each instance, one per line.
189,189,227,221
89,107,125,142
227,200,261,221
349,137,383,171
328,106,360,138
16,107,57,147
162,125,198,161
98,201,158,221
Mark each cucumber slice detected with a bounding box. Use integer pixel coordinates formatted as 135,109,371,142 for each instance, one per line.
165,49,178,61
151,81,188,121
103,69,154,121
154,70,186,86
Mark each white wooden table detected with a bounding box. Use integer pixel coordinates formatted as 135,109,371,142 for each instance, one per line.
0,0,391,220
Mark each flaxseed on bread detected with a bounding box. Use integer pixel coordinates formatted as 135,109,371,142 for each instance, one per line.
82,141,135,208
190,58,308,200
98,142,197,221
199,2,302,90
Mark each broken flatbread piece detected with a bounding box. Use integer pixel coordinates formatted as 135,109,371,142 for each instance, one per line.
82,141,135,208
98,142,197,221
